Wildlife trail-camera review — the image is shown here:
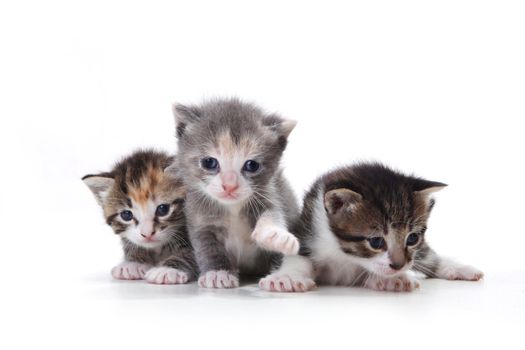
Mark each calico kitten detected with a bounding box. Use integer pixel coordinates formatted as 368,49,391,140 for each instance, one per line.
260,162,484,292
173,98,300,288
82,149,197,284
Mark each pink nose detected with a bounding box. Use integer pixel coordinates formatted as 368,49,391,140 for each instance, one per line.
222,183,239,193
140,231,155,238
221,172,238,193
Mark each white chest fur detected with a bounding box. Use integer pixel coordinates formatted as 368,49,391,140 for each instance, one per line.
223,204,260,271
310,191,366,286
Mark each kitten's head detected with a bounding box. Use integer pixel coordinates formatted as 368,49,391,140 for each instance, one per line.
322,163,446,277
173,98,296,205
82,150,185,249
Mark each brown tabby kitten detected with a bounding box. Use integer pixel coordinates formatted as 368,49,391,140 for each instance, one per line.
260,162,483,292
82,149,198,284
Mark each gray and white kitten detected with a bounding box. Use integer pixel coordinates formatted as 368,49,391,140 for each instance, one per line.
260,162,483,292
83,149,198,284
173,98,300,288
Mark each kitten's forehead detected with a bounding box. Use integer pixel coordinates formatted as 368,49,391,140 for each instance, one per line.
211,131,261,159
111,166,184,210
127,165,164,204
329,194,429,236
180,100,277,149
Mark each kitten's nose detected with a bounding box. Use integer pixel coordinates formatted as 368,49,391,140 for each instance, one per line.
222,183,239,193
221,171,239,193
389,263,405,271
140,231,155,238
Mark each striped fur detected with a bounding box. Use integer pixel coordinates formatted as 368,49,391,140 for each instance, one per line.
82,149,198,283
261,163,483,292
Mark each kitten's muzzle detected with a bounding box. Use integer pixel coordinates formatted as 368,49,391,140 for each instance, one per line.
389,263,405,271
220,171,239,195
140,231,156,239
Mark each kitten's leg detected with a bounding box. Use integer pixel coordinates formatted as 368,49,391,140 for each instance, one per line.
145,246,198,285
413,243,484,281
111,261,151,280
251,210,300,255
193,225,239,289
364,273,421,292
259,255,316,292
112,242,154,280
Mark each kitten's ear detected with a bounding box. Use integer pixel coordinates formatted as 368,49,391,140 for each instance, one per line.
262,114,297,139
163,160,178,177
172,103,201,137
324,188,362,215
412,178,447,196
82,174,115,206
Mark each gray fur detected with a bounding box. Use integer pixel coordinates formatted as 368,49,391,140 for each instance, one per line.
173,98,299,280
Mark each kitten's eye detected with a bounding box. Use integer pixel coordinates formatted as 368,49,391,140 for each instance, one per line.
156,204,170,217
201,157,219,170
368,237,385,250
243,160,260,173
120,210,133,222
406,233,420,246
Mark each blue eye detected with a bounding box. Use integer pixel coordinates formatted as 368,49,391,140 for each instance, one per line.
201,157,219,170
120,210,133,222
368,237,385,250
243,160,260,173
156,204,170,217
406,233,420,246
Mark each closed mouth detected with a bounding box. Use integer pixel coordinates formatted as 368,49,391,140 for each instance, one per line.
218,192,239,200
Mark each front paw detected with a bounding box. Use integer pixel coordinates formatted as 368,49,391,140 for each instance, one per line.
145,267,189,284
259,273,316,293
198,270,239,289
440,264,484,281
111,262,150,280
251,225,299,255
365,274,420,292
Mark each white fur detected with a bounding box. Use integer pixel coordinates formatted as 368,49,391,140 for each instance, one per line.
203,145,256,205
251,225,299,255
309,191,367,285
251,210,299,255
221,203,261,272
259,255,316,292
111,261,150,280
364,273,420,292
198,270,239,288
145,267,189,284
120,197,176,249
436,258,484,281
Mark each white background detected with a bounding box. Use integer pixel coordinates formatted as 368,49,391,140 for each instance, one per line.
1,1,524,349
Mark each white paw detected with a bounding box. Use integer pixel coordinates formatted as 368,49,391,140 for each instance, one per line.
440,264,484,281
144,267,189,284
198,270,239,289
365,274,420,292
251,225,300,255
259,273,316,293
111,262,150,280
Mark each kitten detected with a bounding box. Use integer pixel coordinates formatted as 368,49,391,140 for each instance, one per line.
260,162,484,292
173,98,300,288
82,149,197,284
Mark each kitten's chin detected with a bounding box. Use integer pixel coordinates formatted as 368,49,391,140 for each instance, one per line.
209,191,250,206
138,241,164,249
128,237,165,250
215,196,244,205
369,263,412,278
